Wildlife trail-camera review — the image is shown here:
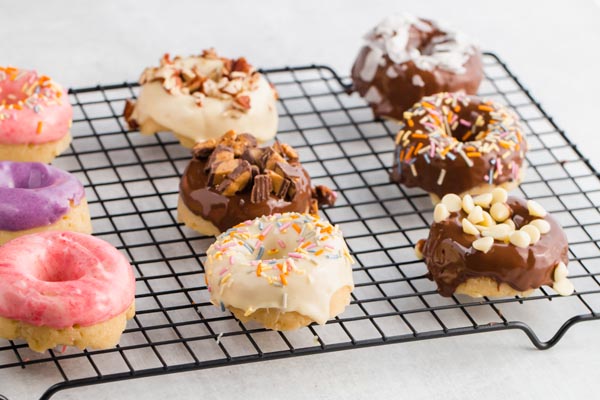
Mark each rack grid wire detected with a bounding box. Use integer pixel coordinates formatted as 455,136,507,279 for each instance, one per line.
1,53,600,399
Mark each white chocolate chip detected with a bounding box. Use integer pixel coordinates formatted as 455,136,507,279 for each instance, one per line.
462,218,480,236
553,262,574,296
441,193,462,212
481,223,513,241
462,194,475,214
521,224,541,244
490,202,510,222
554,261,569,280
473,236,494,253
473,193,493,208
530,219,551,234
434,203,450,223
527,200,547,218
554,280,574,296
468,206,484,224
491,187,508,204
509,231,531,248
505,219,516,230
414,244,424,260
480,211,497,227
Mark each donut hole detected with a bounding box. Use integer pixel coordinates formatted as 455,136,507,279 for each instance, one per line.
447,108,491,143
0,88,28,105
35,251,87,282
1,163,55,189
258,229,302,261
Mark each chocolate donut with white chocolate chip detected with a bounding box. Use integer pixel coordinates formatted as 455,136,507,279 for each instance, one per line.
178,130,337,236
351,14,483,120
416,188,574,298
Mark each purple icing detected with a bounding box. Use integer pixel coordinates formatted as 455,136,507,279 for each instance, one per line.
0,161,85,231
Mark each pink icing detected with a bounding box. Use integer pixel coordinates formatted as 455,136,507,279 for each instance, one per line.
0,67,73,145
0,231,135,328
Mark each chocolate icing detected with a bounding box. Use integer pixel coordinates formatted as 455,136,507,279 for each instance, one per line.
390,92,527,198
351,17,483,120
419,197,568,296
179,132,335,232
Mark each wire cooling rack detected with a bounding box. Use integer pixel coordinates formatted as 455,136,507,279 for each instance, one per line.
1,53,600,399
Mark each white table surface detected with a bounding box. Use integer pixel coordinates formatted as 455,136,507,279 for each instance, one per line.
2,1,600,399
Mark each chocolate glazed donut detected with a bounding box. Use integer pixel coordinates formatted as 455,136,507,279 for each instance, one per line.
351,14,483,120
390,92,527,202
179,131,336,233
417,195,570,297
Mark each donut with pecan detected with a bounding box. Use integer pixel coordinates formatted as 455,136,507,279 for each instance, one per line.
124,49,278,148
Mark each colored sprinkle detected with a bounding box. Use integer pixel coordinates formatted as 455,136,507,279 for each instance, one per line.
288,252,303,259
315,249,324,256
277,239,286,249
282,293,288,309
256,246,265,260
256,262,263,276
279,221,292,232
280,274,288,286
437,169,447,186
36,121,43,134
220,302,226,312
229,255,235,265
292,223,301,234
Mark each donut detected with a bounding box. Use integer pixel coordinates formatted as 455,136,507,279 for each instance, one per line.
351,14,483,120
124,49,278,148
205,212,354,330
415,189,574,298
0,67,72,163
0,231,136,352
0,161,92,245
390,92,527,203
178,130,337,236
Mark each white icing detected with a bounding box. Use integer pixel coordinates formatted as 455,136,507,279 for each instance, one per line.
205,213,355,325
359,13,477,80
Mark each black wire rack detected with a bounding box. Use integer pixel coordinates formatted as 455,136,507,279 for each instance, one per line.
2,53,600,400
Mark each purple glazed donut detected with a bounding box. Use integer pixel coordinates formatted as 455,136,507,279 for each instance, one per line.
0,161,92,244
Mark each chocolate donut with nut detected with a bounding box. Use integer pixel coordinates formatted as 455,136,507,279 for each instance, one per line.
415,189,574,298
351,14,483,120
390,92,527,203
178,130,337,236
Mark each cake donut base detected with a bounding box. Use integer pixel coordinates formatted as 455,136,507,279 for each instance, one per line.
0,199,92,245
0,302,135,353
177,197,222,237
0,132,71,163
229,286,352,331
455,277,534,298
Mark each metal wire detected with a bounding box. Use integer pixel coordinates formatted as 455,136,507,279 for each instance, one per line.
1,53,599,400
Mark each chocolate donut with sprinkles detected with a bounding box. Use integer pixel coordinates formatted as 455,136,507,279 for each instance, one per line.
205,212,354,331
390,92,527,203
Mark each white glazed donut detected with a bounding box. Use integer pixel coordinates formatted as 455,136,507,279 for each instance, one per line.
205,212,355,330
125,50,278,148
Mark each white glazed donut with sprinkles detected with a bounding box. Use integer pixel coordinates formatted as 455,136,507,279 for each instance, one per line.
205,212,355,331
390,92,527,203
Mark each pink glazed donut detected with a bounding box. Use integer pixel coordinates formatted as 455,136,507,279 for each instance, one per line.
0,231,136,352
0,67,73,163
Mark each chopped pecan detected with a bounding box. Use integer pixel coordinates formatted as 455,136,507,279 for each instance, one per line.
250,174,273,203
232,57,252,74
233,95,251,111
123,99,138,130
202,48,218,59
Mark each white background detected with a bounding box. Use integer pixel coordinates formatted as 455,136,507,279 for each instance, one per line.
1,1,600,399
